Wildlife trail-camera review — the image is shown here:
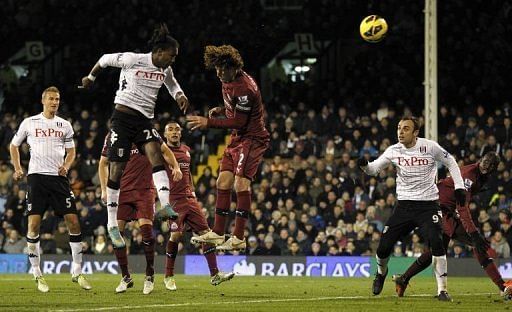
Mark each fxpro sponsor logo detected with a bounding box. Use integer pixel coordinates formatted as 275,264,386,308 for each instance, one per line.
185,256,370,277
29,260,119,274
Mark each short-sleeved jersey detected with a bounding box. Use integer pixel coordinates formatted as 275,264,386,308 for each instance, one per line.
101,134,153,191
438,163,483,210
11,113,74,176
222,70,269,139
364,137,465,201
165,143,193,199
98,52,183,119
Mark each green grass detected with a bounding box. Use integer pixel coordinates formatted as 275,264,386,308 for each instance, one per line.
1,274,511,311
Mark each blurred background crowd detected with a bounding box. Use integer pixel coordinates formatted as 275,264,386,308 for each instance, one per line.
0,0,511,258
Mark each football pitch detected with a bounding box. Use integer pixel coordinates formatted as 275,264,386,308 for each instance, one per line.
1,274,510,311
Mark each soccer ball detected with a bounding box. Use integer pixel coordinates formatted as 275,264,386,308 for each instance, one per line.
360,15,388,43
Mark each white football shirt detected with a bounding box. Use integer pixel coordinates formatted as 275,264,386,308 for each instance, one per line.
363,137,464,201
98,52,183,119
11,113,74,176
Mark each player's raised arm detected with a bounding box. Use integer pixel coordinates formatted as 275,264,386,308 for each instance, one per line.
358,146,392,176
80,52,137,89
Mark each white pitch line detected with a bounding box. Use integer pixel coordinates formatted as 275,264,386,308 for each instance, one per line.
49,293,497,312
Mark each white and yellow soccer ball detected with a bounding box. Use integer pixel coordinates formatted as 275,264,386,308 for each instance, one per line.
359,15,388,43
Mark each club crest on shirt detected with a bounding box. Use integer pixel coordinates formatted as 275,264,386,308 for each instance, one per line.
464,178,473,190
420,146,426,154
56,122,63,127
117,148,124,158
185,151,190,157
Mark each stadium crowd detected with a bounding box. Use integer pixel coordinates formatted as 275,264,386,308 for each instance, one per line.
0,100,511,259
0,0,512,259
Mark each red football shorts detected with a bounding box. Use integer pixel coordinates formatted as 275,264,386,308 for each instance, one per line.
118,188,156,221
168,197,209,233
220,137,269,180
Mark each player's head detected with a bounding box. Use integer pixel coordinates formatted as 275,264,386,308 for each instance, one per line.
479,151,500,175
165,121,182,145
397,116,420,147
149,23,179,68
41,86,60,115
204,45,244,83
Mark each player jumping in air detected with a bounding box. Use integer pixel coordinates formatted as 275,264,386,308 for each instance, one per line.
187,45,270,251
10,86,92,292
358,116,466,301
80,23,188,248
393,151,512,300
162,122,234,290
99,133,182,294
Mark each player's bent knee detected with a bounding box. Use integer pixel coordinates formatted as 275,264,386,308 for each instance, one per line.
234,177,251,192
217,172,234,189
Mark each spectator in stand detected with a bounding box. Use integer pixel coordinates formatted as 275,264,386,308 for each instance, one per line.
254,235,281,256
491,231,511,258
53,222,70,254
480,135,501,157
93,234,108,254
3,229,25,253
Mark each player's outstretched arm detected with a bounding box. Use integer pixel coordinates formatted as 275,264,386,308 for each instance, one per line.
80,62,104,89
161,143,182,181
80,53,137,89
187,111,249,131
359,147,392,176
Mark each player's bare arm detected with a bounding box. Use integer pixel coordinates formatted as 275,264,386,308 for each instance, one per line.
174,91,189,113
9,144,24,180
80,62,104,89
161,143,182,181
58,147,75,176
